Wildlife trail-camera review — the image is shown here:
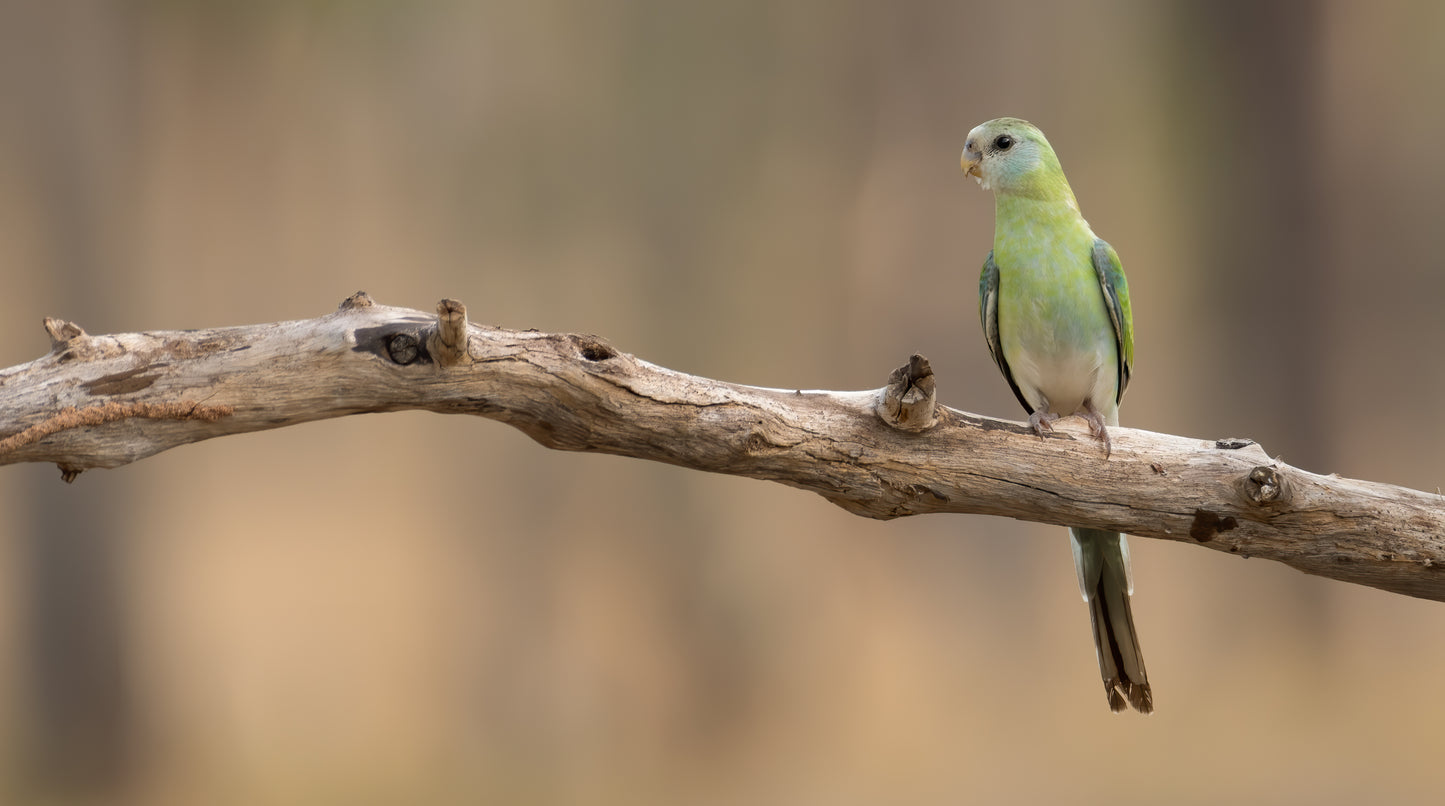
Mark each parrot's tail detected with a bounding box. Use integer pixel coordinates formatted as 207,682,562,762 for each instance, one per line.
1071,527,1153,714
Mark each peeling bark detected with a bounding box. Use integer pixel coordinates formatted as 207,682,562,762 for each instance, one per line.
3,294,1444,602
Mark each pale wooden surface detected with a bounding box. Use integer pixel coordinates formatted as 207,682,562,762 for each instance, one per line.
3,294,1444,602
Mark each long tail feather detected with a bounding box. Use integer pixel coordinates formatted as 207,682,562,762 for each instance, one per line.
1072,527,1152,714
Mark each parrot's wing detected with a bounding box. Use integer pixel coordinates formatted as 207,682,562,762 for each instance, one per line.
979,250,1032,415
1091,239,1134,404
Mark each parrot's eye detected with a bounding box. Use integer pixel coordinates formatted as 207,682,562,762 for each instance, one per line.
993,134,1014,151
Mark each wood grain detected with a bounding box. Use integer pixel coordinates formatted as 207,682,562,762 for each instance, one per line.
4,293,1444,602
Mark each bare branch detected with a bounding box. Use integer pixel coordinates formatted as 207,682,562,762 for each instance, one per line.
3,294,1444,602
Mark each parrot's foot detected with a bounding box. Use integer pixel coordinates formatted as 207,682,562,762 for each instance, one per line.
1081,401,1112,458
1027,409,1060,438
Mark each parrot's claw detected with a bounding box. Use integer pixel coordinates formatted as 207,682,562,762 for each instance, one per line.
1028,409,1060,438
1081,401,1112,458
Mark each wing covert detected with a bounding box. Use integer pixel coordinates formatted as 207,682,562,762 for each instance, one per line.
979,250,1032,415
1091,239,1134,404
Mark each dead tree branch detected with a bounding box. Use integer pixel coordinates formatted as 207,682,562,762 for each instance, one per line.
3,293,1443,601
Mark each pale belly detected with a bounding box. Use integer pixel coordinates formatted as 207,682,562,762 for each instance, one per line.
997,274,1118,420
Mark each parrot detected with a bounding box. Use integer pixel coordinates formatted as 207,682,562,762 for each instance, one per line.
961,117,1152,713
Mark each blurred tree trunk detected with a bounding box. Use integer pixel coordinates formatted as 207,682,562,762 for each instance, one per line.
1168,0,1334,645
20,480,133,794
4,4,143,797
1176,0,1329,470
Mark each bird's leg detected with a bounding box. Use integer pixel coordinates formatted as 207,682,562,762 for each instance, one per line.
1080,399,1112,458
1028,406,1061,438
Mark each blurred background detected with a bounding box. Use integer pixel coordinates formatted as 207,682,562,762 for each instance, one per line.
3,1,1445,803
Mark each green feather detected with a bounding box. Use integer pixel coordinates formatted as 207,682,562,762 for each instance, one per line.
964,116,1151,713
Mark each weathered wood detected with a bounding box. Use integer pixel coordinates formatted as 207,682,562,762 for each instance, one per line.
3,294,1443,602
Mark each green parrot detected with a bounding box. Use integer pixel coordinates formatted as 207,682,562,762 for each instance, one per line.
961,117,1152,713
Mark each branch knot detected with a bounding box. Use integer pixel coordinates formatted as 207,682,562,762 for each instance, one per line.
878,354,938,432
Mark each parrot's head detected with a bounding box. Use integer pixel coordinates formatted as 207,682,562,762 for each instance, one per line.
962,117,1074,203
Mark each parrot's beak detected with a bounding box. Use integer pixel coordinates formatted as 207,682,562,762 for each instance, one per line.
961,150,982,180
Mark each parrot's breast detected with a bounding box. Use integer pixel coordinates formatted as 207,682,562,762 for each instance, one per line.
994,216,1118,420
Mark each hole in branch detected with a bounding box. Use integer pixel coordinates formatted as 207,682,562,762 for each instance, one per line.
571,335,617,362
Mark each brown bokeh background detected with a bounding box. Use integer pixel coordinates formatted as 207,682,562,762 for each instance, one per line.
4,2,1445,804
